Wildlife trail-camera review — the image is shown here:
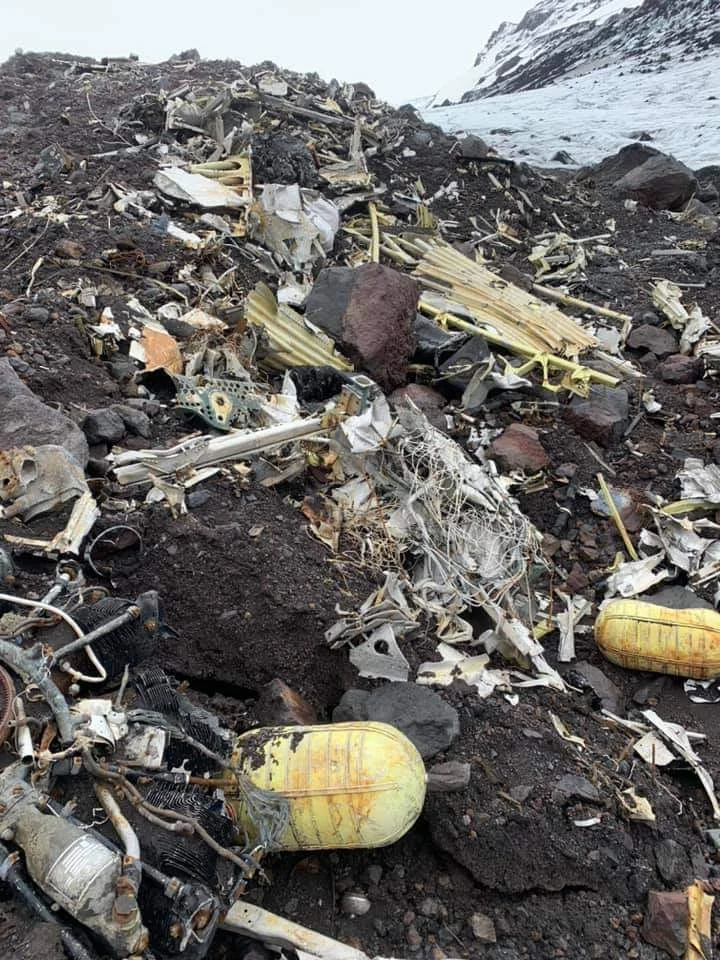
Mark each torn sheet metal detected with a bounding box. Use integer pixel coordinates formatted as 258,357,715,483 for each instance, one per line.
633,731,675,767
604,554,668,598
111,418,326,485
154,167,248,210
643,709,720,820
685,678,720,704
131,320,184,374
246,282,352,372
319,120,372,190
0,445,89,522
678,458,720,505
651,280,711,354
3,491,100,557
417,647,502,699
340,396,394,453
165,86,232,145
326,573,418,648
556,593,590,663
171,374,262,431
249,185,340,272
348,624,410,682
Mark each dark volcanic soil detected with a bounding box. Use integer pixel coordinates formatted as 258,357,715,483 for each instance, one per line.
0,50,719,960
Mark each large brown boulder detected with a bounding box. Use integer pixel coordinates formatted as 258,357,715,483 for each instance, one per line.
305,264,418,391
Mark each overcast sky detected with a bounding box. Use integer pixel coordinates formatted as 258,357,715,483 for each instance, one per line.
2,0,535,103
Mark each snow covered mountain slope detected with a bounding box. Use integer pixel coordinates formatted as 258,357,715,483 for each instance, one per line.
421,0,720,167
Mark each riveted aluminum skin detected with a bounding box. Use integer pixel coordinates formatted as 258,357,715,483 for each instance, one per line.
231,721,426,851
595,599,720,679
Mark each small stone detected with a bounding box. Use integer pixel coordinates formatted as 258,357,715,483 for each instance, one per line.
470,913,497,943
489,422,549,472
367,865,383,886
509,784,533,803
341,893,371,917
552,774,601,804
23,306,50,323
54,239,85,259
81,408,126,446
626,324,677,357
565,562,588,593
406,926,422,949
655,840,689,884
658,355,702,385
642,891,688,957
187,489,212,510
419,898,441,918
254,678,317,726
426,761,471,793
284,898,298,915
552,150,575,165
565,385,629,446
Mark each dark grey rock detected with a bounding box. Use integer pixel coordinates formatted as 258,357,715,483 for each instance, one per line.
333,684,459,759
654,839,689,884
615,154,698,211
626,324,677,357
457,134,489,159
111,404,151,438
552,150,575,165
187,489,212,510
0,358,88,465
552,774,601,803
645,586,714,611
81,408,126,446
581,143,661,184
23,306,50,323
427,760,471,792
565,385,629,446
574,661,623,713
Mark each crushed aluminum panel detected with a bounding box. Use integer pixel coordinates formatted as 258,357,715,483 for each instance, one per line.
643,708,720,820
154,167,248,210
246,282,352,372
348,625,410,682
679,458,720,505
603,554,669,599
412,240,597,357
3,492,100,558
111,418,326,485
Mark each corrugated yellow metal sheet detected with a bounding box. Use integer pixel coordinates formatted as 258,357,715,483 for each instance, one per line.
596,599,720,679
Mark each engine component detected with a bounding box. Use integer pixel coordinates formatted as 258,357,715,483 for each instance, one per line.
130,668,232,773
67,591,166,682
0,664,14,747
140,870,220,960
230,721,427,851
0,779,147,957
0,840,97,960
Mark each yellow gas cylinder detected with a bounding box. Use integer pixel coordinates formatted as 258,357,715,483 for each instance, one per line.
229,721,427,851
595,599,720,679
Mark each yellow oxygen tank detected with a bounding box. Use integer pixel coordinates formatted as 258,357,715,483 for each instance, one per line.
595,599,720,679
229,721,427,851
